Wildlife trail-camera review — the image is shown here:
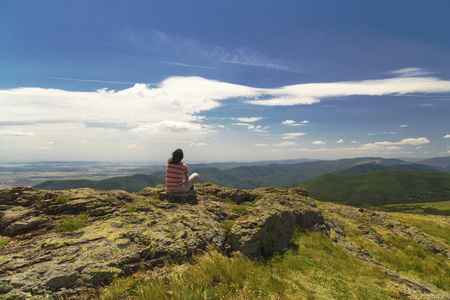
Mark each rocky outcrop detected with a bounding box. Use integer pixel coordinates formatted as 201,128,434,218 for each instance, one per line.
0,183,323,299
1,184,449,299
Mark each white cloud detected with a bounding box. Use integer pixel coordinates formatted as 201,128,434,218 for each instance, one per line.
233,117,263,123
258,135,436,160
2,75,448,161
247,96,319,106
374,137,430,146
274,141,296,147
282,120,309,126
282,133,306,139
397,137,430,145
340,137,430,154
0,77,264,142
247,76,450,106
231,123,269,133
132,121,207,133
357,143,403,151
400,125,408,128
190,142,207,146
0,130,35,136
3,76,450,132
337,139,344,144
255,144,269,147
444,134,450,138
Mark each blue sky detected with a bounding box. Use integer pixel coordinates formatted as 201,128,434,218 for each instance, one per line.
1,0,450,162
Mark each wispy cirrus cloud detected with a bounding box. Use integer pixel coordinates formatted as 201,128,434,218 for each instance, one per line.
118,29,290,70
390,67,435,77
160,61,219,70
50,77,142,85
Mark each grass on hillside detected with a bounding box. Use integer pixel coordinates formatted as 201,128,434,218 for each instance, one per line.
54,194,71,204
329,211,450,292
54,214,89,232
103,196,118,203
388,212,450,247
0,236,9,248
382,201,450,216
97,231,400,300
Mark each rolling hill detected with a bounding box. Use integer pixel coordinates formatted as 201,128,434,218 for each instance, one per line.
295,170,450,206
193,157,444,189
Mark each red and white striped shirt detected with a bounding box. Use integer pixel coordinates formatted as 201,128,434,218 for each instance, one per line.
166,162,188,189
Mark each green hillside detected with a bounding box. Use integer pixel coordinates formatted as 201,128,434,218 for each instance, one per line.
296,170,450,206
335,162,442,175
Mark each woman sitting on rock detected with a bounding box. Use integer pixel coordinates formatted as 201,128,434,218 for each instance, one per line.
165,148,199,194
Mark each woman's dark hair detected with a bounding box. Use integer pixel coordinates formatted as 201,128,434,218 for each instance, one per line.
168,148,184,164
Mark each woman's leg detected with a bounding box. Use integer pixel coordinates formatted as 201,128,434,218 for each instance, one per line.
183,173,199,192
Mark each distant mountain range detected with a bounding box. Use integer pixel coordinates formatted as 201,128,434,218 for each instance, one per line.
34,174,165,193
415,156,450,172
33,156,449,192
193,157,446,189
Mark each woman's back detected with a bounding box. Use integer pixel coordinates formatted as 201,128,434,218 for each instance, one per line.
166,162,188,189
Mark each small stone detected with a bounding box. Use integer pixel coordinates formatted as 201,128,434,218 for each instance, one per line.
3,216,43,236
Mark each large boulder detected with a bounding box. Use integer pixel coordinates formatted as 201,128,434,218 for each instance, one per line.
225,186,322,259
